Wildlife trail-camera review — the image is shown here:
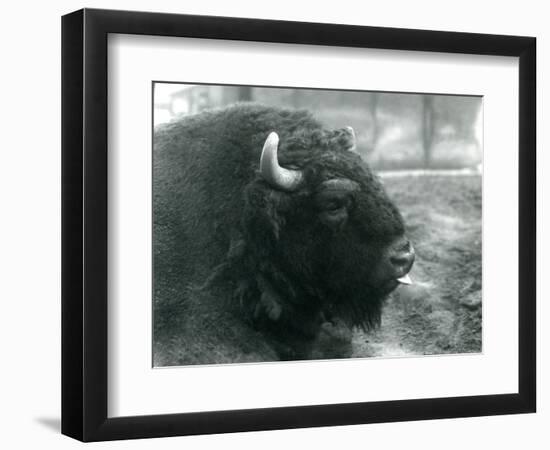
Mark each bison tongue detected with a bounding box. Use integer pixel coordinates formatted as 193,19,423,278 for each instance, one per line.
396,274,412,285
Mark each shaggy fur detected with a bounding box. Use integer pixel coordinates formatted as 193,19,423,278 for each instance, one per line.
153,103,406,365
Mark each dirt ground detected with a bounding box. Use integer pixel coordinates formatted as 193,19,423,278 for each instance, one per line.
352,174,482,358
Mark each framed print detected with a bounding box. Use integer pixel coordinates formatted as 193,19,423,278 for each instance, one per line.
61,8,536,442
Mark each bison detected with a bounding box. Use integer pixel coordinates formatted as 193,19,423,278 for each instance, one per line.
153,103,414,365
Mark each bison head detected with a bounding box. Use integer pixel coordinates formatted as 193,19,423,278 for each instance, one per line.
228,125,414,351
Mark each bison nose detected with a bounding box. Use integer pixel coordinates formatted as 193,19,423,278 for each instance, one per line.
388,239,415,277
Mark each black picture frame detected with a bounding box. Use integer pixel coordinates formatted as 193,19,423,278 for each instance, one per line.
61,8,536,442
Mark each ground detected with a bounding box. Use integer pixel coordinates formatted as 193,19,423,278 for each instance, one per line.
352,173,482,357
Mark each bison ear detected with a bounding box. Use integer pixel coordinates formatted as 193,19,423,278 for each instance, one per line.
243,185,289,242
261,191,289,240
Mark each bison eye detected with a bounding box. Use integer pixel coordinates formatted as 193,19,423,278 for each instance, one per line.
316,194,352,213
324,200,344,212
315,195,351,231
318,207,348,231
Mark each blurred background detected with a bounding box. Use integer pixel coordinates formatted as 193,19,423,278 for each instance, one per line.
154,83,482,171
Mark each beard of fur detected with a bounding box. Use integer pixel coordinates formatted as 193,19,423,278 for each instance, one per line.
196,244,388,338
331,289,386,332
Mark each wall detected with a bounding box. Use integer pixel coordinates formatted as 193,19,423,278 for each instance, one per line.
0,0,546,448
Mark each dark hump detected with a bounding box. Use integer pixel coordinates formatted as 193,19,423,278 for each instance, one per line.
153,103,322,329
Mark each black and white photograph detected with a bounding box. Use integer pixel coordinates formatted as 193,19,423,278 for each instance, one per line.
152,83,483,366
0,0,542,446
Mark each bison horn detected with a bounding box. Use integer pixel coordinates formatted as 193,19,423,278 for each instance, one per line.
260,132,303,191
345,126,357,152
